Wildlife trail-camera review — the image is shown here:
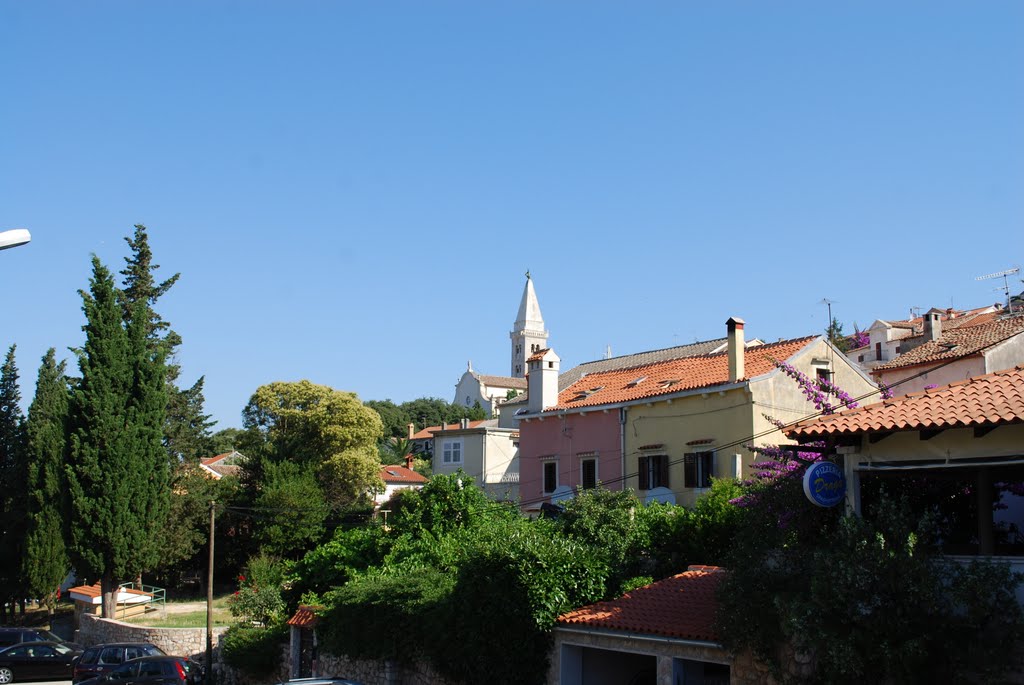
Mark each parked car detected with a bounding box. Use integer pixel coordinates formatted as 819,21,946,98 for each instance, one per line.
0,627,81,650
75,655,204,685
72,643,166,683
0,640,83,683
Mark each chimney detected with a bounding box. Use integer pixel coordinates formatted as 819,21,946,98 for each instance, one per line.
407,423,415,440
404,455,415,470
727,317,745,383
923,309,943,341
460,418,469,429
527,348,561,413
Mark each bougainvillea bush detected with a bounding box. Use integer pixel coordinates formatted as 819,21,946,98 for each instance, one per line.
716,363,1024,684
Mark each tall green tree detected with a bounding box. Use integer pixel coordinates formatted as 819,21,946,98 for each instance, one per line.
22,349,71,616
120,224,213,462
66,257,170,616
0,345,28,620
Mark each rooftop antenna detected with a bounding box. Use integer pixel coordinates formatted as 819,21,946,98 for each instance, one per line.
909,306,922,319
819,298,837,329
976,267,1020,311
604,345,612,360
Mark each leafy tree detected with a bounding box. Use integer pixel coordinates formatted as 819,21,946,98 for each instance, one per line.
254,460,330,558
826,317,850,352
209,427,242,454
22,349,71,616
66,257,170,616
363,399,408,439
0,345,28,619
239,380,383,509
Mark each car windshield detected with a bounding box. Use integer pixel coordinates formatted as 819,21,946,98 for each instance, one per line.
37,630,65,643
53,643,74,655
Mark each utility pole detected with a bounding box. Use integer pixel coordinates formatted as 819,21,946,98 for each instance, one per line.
207,500,215,676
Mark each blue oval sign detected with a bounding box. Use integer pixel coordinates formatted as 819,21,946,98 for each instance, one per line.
803,461,846,508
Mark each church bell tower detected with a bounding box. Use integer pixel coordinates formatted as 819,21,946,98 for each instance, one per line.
510,271,549,378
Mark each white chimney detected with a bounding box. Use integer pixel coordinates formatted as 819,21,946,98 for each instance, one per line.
527,348,560,413
727,317,745,383
923,309,943,341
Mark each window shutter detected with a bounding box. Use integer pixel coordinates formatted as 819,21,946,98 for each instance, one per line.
684,453,696,488
659,455,670,488
638,456,650,490
700,452,714,488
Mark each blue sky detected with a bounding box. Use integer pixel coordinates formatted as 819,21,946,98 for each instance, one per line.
2,2,1022,430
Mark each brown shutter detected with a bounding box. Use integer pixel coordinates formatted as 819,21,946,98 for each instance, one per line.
638,456,650,490
659,455,670,488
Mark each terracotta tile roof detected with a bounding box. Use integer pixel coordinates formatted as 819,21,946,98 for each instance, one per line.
501,339,737,410
202,453,228,465
410,420,491,440
547,336,816,411
475,373,528,390
527,348,552,362
287,605,320,628
873,315,1024,372
379,465,428,484
557,566,724,642
557,338,730,390
788,365,1024,438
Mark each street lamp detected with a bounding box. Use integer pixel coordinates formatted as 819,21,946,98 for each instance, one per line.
0,229,31,251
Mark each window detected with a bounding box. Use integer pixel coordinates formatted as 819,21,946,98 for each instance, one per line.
581,458,597,489
875,342,882,361
99,647,125,665
684,452,714,489
638,454,669,490
442,440,463,464
815,367,831,383
543,460,558,493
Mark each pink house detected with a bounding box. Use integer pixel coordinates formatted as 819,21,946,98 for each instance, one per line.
519,402,623,511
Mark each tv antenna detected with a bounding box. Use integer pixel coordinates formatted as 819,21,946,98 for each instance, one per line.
976,267,1020,311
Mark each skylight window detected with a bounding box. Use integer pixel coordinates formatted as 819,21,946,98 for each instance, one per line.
627,376,647,387
659,379,680,388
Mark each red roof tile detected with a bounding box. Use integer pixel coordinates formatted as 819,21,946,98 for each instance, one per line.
873,316,1024,372
410,420,489,440
202,452,234,465
788,365,1024,438
379,465,427,484
287,605,320,628
558,566,724,642
548,337,816,411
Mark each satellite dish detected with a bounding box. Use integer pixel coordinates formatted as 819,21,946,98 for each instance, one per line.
550,485,574,504
645,487,676,505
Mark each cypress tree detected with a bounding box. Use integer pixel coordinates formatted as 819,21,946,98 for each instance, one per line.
120,225,212,462
23,349,71,616
67,257,169,616
0,345,28,620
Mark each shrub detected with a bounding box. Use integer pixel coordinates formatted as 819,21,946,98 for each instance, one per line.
717,490,1024,684
220,623,288,677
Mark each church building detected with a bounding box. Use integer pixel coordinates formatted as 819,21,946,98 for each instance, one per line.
453,273,547,417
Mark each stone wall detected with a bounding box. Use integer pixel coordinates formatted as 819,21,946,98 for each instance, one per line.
79,613,229,660
316,653,457,685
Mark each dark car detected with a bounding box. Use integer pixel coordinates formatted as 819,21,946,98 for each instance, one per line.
0,627,81,650
0,640,83,683
72,643,165,683
75,655,204,685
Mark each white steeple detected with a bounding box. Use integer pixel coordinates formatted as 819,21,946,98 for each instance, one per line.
510,271,549,378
